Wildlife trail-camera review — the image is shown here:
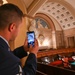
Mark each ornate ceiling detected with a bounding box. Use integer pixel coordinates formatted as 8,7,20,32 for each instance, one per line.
37,1,75,30
1,0,75,30
23,0,75,30
23,0,33,8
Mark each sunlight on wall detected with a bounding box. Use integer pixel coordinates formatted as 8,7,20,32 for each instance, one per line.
43,38,50,46
39,38,51,49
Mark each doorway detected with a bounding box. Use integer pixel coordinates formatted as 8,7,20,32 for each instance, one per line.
68,37,75,48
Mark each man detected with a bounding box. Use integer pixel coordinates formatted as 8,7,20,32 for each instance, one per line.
0,3,39,75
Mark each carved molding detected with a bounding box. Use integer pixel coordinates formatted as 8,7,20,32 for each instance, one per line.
0,0,3,5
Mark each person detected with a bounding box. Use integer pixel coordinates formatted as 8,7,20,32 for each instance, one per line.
37,19,44,29
0,3,39,75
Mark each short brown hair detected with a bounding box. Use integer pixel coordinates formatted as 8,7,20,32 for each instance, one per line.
0,3,24,30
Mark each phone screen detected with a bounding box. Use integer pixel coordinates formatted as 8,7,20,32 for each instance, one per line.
27,31,35,47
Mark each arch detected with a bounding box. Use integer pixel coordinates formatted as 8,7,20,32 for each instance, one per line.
37,0,75,30
35,13,55,31
31,13,57,49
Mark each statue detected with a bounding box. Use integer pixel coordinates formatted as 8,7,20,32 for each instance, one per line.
29,20,39,38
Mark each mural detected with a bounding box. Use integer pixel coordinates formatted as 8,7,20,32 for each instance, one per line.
35,18,49,29
28,18,52,49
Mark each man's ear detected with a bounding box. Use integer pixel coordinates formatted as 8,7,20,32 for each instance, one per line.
8,23,16,32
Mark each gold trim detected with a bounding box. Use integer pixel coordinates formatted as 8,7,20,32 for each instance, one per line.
23,14,34,19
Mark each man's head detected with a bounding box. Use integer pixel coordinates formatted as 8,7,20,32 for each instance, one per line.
0,3,24,41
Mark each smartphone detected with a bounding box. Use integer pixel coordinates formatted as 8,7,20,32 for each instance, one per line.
27,31,35,47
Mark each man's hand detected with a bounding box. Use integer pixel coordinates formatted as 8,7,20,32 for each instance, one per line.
29,39,39,57
23,38,39,57
23,38,29,52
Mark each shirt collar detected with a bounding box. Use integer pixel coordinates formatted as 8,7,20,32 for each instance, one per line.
0,35,10,47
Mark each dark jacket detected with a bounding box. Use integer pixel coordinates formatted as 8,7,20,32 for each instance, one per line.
0,37,37,75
